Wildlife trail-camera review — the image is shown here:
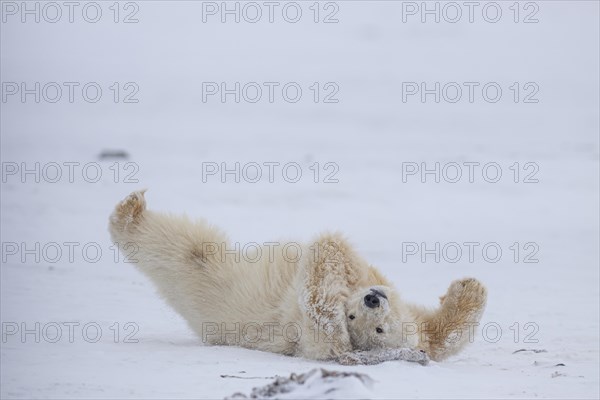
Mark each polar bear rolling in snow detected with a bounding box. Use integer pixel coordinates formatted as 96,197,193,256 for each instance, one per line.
109,191,487,365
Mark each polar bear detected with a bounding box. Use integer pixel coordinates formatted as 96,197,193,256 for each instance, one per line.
109,190,487,364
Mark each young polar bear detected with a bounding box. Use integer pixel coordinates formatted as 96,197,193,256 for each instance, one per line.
109,191,487,365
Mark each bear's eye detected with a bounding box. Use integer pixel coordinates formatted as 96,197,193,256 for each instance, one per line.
376,327,383,334
349,315,355,320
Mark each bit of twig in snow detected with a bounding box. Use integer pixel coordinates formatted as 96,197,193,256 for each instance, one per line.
220,375,277,380
513,349,548,354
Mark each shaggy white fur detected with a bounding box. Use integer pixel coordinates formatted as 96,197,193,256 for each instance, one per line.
109,191,487,364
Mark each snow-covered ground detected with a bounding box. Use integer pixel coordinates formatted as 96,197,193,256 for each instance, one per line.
1,1,598,398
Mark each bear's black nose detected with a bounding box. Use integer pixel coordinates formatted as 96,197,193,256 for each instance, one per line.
364,294,380,308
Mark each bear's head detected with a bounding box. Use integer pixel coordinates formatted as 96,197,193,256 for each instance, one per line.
345,285,418,351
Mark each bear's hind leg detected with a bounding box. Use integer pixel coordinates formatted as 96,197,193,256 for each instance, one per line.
109,190,229,270
108,190,234,338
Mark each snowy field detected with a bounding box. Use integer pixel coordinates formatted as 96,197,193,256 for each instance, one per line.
1,1,599,398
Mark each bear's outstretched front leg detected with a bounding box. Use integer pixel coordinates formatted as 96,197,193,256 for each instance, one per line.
299,234,367,360
413,278,487,361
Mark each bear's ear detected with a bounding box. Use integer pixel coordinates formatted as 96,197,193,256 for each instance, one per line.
439,295,446,304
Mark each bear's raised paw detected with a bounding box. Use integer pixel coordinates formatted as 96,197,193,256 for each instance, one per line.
441,278,487,319
110,190,147,232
